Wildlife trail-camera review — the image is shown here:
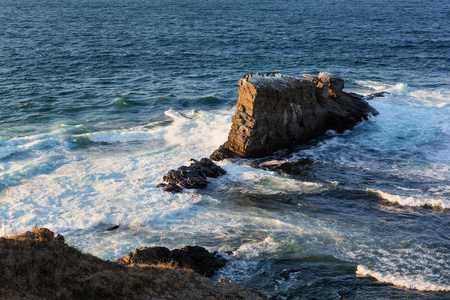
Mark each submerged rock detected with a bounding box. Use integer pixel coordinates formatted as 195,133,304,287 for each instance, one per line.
117,245,227,277
215,72,378,158
365,91,389,100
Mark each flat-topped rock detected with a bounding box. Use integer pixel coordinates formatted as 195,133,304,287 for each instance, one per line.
212,72,378,159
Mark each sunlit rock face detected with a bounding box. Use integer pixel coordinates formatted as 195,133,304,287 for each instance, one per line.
219,72,378,158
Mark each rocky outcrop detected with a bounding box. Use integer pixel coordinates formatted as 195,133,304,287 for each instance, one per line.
117,245,227,277
211,72,378,159
158,158,226,193
1,227,267,300
158,72,377,192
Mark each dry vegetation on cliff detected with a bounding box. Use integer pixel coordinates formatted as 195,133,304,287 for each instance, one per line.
0,226,267,300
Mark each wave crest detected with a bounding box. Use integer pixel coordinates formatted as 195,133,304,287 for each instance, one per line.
356,265,450,292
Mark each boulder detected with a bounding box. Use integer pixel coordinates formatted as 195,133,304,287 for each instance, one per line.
318,71,345,95
117,246,172,265
215,72,378,158
171,246,227,277
162,168,207,189
156,182,183,193
117,245,227,277
190,158,227,178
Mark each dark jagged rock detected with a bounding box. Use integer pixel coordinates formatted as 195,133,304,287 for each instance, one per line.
117,245,227,277
118,246,172,265
366,91,389,100
197,158,227,177
179,166,209,188
106,225,120,231
159,157,227,192
171,246,227,277
157,182,183,193
162,168,207,189
259,158,315,176
215,72,378,158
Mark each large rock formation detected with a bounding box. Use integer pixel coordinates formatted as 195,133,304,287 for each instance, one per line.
211,72,378,159
159,72,378,193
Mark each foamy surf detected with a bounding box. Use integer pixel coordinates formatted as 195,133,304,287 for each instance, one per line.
216,162,325,195
81,108,232,147
356,80,450,108
368,188,450,209
0,134,61,160
356,265,450,292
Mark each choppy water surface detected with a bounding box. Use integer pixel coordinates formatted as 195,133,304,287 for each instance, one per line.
1,0,449,299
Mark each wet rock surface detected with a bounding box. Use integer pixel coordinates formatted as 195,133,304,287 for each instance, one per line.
158,157,227,192
209,143,236,161
156,182,183,193
365,91,389,100
117,245,227,277
257,158,316,176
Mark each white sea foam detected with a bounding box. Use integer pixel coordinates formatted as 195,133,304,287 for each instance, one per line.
356,80,450,107
368,188,450,209
356,265,450,292
217,162,324,194
162,108,231,147
83,108,232,148
0,137,48,159
234,234,282,258
0,107,234,237
86,129,159,143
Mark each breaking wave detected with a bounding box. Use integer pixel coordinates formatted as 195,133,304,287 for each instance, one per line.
368,189,450,209
357,265,450,292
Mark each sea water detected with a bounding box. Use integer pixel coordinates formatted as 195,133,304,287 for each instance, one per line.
1,0,449,299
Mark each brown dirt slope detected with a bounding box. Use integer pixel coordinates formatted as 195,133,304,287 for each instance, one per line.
0,227,267,300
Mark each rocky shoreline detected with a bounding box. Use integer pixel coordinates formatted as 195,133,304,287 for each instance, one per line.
0,227,267,299
158,72,378,193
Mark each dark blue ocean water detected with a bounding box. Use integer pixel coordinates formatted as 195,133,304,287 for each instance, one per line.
1,0,449,299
